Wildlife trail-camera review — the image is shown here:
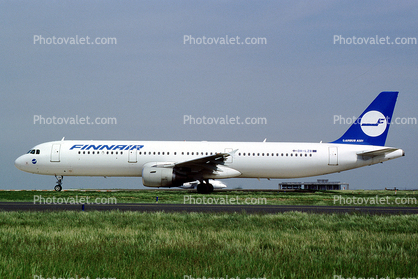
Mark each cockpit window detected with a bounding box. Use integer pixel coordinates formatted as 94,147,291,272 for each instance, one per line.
27,149,40,154
36,149,40,154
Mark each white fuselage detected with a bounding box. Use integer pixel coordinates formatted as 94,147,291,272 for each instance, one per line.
14,92,405,190
15,140,404,183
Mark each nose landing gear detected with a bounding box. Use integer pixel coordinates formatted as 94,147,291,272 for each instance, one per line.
54,175,63,191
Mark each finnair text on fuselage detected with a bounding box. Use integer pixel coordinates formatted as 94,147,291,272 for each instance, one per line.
69,144,144,151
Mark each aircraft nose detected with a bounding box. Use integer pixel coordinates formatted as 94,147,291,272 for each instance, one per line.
14,155,28,171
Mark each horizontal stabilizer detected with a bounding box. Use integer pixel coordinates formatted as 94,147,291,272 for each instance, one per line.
357,148,399,158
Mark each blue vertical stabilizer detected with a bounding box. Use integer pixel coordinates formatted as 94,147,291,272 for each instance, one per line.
332,91,398,146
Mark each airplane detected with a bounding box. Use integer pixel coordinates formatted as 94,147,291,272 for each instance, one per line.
15,91,404,194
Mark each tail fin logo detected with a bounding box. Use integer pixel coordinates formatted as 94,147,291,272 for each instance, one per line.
360,110,387,137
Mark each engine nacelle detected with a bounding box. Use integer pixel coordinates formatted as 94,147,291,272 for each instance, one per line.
142,162,187,187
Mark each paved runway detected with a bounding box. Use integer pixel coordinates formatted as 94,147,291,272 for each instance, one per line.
1,202,418,214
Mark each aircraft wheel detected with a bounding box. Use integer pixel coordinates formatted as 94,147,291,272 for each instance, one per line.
196,183,213,194
206,184,214,194
197,184,204,194
54,185,62,192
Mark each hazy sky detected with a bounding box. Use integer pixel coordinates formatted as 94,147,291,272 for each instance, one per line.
2,1,417,190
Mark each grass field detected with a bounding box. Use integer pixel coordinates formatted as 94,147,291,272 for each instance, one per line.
1,191,418,278
1,189,418,207
1,210,418,279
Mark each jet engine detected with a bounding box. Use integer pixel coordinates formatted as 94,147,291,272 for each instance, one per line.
141,162,188,187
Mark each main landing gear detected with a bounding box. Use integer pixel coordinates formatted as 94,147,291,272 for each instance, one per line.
54,175,63,191
196,180,214,194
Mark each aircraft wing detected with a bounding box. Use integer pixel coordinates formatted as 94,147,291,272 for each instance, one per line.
175,153,229,168
357,148,400,158
174,150,240,179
